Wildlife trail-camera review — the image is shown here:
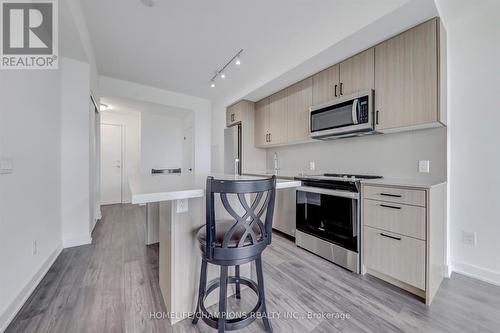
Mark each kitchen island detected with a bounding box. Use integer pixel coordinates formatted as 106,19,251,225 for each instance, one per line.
129,174,301,325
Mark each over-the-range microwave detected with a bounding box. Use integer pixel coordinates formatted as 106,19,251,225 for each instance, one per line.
309,90,376,140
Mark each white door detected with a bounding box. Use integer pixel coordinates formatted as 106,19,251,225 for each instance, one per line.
182,127,194,174
101,124,123,204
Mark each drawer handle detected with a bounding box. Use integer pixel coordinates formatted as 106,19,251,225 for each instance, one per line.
380,233,402,241
380,193,402,198
380,204,401,210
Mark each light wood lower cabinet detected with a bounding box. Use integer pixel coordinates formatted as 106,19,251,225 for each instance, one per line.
364,226,426,290
364,199,426,240
362,182,447,305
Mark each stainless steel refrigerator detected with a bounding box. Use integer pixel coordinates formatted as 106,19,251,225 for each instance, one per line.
224,124,242,175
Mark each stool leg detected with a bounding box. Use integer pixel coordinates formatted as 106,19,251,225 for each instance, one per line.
256,256,272,333
192,259,208,325
218,266,229,333
235,265,241,299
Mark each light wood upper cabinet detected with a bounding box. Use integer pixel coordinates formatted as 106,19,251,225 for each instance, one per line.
375,18,441,131
226,100,254,127
287,78,312,143
339,47,374,96
226,103,241,127
269,89,288,145
252,17,445,148
254,98,270,147
312,64,339,105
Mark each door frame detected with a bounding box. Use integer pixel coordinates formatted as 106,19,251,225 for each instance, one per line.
182,126,194,174
101,122,124,204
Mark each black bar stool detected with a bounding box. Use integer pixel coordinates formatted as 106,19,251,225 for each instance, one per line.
192,176,277,333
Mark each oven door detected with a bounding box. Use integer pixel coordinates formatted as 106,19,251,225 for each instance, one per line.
296,187,359,252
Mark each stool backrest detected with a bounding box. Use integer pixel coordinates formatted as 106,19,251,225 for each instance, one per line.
205,176,277,260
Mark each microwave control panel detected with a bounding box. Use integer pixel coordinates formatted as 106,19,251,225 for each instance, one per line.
358,96,369,124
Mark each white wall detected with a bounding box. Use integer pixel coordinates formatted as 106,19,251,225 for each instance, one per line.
60,57,92,248
100,111,141,203
437,0,500,285
141,113,183,174
0,70,62,331
267,127,447,181
211,100,228,173
99,76,212,175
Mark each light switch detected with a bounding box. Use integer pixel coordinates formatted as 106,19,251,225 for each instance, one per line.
418,160,430,173
309,161,316,171
0,157,13,174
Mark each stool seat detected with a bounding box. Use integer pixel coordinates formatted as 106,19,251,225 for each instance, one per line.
196,220,263,248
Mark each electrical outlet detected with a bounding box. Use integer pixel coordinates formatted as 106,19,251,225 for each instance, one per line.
32,240,37,255
309,161,316,171
418,160,430,173
462,231,477,246
176,199,188,213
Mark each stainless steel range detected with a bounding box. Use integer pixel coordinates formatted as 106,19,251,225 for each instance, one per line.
295,173,382,273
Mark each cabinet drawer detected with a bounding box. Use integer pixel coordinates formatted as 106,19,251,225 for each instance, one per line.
363,186,426,207
363,199,426,240
364,226,425,290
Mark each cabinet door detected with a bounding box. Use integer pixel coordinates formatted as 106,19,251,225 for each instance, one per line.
339,48,374,96
312,64,339,105
269,89,288,145
254,98,269,147
364,226,426,290
226,104,241,127
375,18,438,130
287,77,312,143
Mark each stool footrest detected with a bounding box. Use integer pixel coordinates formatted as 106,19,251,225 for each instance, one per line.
196,276,263,331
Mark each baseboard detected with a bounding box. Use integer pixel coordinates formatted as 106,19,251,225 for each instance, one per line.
0,244,63,332
62,235,92,248
452,260,500,287
444,264,452,278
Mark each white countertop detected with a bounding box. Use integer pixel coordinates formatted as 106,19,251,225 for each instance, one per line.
129,173,302,204
360,177,447,189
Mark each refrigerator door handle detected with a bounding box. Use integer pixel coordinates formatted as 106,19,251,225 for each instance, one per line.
234,158,240,175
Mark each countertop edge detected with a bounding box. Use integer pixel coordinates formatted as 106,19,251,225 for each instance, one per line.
360,178,447,189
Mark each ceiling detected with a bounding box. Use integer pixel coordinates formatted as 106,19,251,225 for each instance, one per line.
101,96,193,118
81,0,414,103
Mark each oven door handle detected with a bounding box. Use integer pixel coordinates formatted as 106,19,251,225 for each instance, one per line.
297,186,360,200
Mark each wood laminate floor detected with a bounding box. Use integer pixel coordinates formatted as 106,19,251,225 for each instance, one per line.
6,204,500,333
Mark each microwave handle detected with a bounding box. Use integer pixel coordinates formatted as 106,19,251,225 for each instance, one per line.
352,99,359,125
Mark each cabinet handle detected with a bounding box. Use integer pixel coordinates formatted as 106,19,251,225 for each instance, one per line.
375,110,380,125
380,204,401,210
334,84,338,97
380,193,402,198
380,233,402,241
340,82,343,95
231,114,235,122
